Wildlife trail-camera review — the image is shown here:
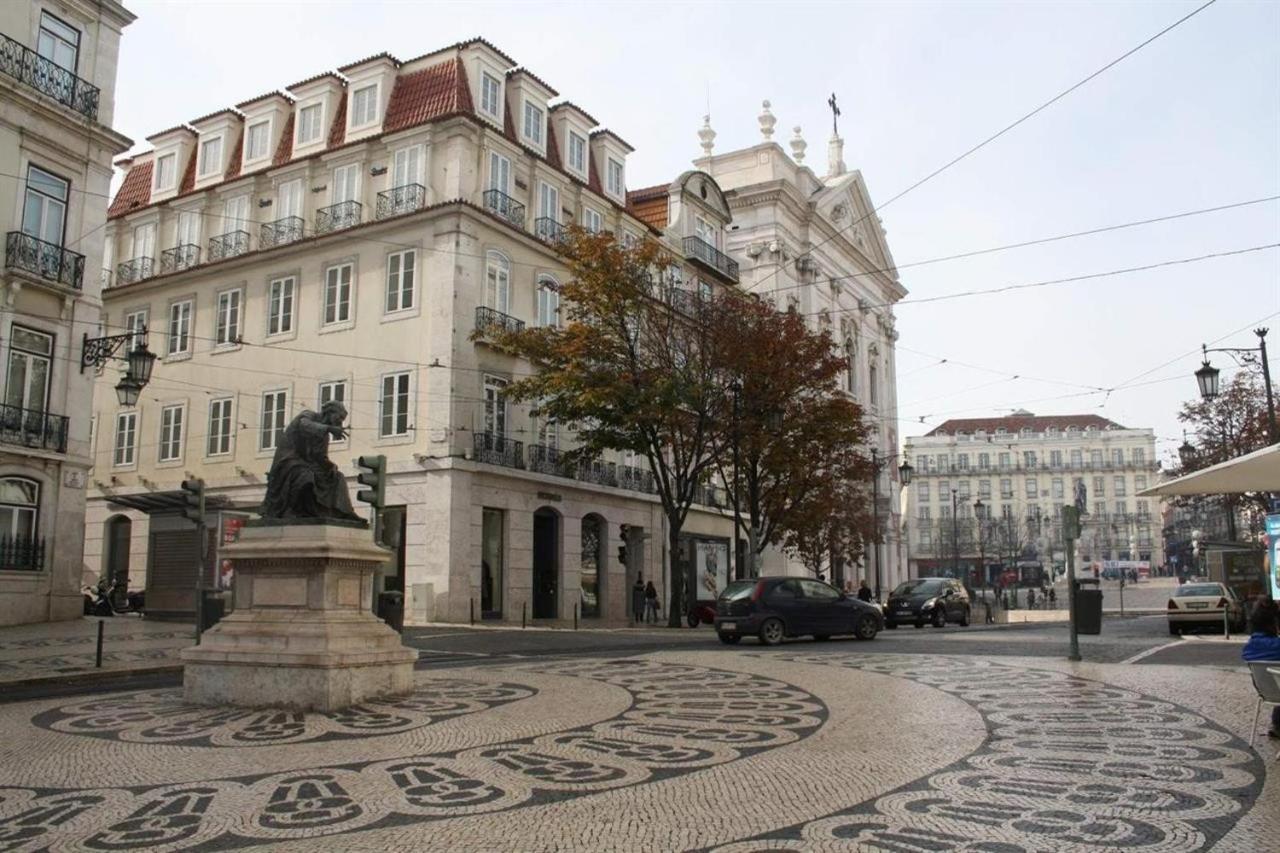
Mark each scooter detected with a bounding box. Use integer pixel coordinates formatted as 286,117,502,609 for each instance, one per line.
83,580,144,616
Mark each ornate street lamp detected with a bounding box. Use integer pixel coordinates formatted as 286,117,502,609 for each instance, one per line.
1178,432,1197,469
82,327,158,406
898,458,914,485
1195,330,1278,443
1194,356,1220,401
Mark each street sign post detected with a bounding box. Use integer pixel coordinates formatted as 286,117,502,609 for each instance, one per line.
1063,504,1081,662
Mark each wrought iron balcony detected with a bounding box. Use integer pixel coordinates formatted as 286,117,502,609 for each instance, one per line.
534,217,566,243
115,257,154,286
208,230,250,261
160,243,201,273
527,443,566,476
483,189,525,228
576,459,618,488
0,403,69,453
260,216,305,249
618,465,657,494
683,235,739,283
4,232,84,290
376,184,425,219
696,483,729,509
475,306,525,337
315,200,362,234
0,535,45,571
0,32,100,122
474,432,523,469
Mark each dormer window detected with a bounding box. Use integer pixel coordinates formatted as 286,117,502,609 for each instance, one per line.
296,103,323,145
522,101,544,146
198,136,223,178
607,158,624,197
245,120,270,161
568,132,586,174
480,72,501,118
154,153,176,192
350,84,379,127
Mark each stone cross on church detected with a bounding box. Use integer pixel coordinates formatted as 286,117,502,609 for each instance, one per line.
828,92,841,137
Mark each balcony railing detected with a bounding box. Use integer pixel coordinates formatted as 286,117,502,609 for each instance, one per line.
115,257,154,286
315,200,362,234
696,484,729,509
474,432,523,469
260,216,305,249
683,235,739,283
208,230,250,261
618,465,657,494
475,306,525,337
534,217,566,243
527,443,566,476
0,403,69,453
0,32,99,122
4,232,84,290
376,184,426,219
483,189,525,228
160,243,201,273
576,460,618,488
0,535,45,572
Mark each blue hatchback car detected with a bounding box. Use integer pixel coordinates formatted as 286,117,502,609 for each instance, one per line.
715,576,883,645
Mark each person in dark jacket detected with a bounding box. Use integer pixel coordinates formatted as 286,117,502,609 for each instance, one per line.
644,581,660,623
1242,598,1280,739
632,575,645,624
857,580,873,603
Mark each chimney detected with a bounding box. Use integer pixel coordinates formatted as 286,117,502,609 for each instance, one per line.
828,134,846,178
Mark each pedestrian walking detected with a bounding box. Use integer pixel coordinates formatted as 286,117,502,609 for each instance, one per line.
632,574,645,624
1027,588,1036,610
1047,587,1057,609
644,581,660,624
857,580,873,602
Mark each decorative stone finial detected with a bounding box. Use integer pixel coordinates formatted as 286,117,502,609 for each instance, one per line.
790,126,806,164
758,100,776,141
698,114,716,156
828,134,846,178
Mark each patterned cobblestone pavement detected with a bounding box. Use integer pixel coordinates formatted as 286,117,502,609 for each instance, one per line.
0,651,1273,851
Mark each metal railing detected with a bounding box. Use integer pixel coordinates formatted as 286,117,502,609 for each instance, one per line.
576,459,618,488
160,243,201,273
534,217,566,243
483,189,525,228
683,235,739,282
474,432,523,469
376,184,425,219
696,483,729,509
618,465,657,494
4,232,84,290
527,443,566,476
315,200,362,234
0,535,45,571
0,32,99,122
260,216,305,249
475,306,525,336
208,230,250,261
115,257,154,286
0,403,68,453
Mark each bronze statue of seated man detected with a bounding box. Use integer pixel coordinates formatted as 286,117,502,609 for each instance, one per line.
261,401,363,524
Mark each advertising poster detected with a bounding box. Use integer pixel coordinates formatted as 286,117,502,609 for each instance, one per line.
696,540,729,601
217,514,247,590
1267,515,1280,601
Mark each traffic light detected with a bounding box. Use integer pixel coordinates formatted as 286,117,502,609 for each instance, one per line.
181,478,205,526
355,455,386,510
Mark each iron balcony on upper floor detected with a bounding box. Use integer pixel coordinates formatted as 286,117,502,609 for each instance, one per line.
208,231,250,261
474,432,524,469
0,32,100,122
0,403,69,454
475,306,525,337
377,184,426,220
483,190,526,229
534,218,566,244
4,232,84,290
115,256,154,286
682,235,739,283
315,201,362,235
160,243,201,274
260,216,305,249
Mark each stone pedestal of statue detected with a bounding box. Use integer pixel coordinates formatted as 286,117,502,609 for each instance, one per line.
181,522,416,711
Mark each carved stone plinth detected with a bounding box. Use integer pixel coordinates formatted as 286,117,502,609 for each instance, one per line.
181,523,416,711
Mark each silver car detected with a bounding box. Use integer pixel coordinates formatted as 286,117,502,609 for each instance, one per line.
1167,582,1245,634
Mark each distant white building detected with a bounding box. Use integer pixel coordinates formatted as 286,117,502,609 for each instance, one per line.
903,410,1162,583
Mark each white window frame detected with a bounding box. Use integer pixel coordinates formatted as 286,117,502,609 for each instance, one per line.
606,157,624,198
267,275,296,337
37,11,80,73
485,251,510,314
318,380,348,444
215,288,242,347
488,151,511,195
349,83,380,129
536,275,560,328
538,181,559,223
113,411,137,468
244,119,271,163
379,371,412,438
480,71,502,119
207,397,234,458
483,375,508,438
277,178,303,219
176,209,200,247
392,144,424,189
522,100,544,147
132,222,156,260
295,102,324,146
582,207,603,234
154,152,176,192
260,389,288,452
332,163,360,204
123,308,148,351
223,195,250,234
385,249,416,314
167,298,192,357
567,131,587,176
322,261,354,327
198,135,224,178
158,403,185,463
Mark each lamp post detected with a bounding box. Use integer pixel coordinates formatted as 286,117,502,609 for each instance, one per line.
729,380,744,581
974,499,986,592
868,449,913,601
81,326,158,405
1196,328,1278,444
951,488,961,588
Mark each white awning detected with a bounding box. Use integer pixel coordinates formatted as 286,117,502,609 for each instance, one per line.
1138,443,1280,496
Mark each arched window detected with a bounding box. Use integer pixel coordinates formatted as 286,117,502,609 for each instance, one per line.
868,362,878,406
0,477,39,541
844,338,856,394
536,274,560,327
485,250,510,313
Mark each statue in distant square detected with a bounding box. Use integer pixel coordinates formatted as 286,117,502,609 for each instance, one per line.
261,401,363,523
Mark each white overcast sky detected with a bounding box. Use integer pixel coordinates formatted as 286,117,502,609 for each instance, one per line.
113,1,1280,464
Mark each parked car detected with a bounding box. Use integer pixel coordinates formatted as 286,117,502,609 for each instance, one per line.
1166,582,1245,634
885,577,970,629
714,577,882,645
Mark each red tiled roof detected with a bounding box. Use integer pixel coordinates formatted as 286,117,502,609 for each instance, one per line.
626,184,667,204
107,161,152,218
327,91,347,148
550,100,598,127
384,58,471,133
271,114,295,166
629,195,668,231
544,120,563,171
177,149,196,194
591,127,634,153
223,134,244,181
587,149,603,195
505,66,559,97
337,51,401,73
925,414,1126,437
189,107,240,127
236,90,292,109
451,37,516,67
287,71,344,92
145,124,192,142
501,97,519,144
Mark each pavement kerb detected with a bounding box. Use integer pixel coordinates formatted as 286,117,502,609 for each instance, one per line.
0,664,182,690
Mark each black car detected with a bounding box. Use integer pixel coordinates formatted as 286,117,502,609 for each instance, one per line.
885,578,970,629
714,577,883,645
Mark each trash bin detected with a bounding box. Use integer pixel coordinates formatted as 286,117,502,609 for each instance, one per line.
1075,580,1103,635
377,590,405,633
200,590,226,633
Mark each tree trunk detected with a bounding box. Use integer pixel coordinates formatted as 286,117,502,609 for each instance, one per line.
748,525,761,578
666,522,684,628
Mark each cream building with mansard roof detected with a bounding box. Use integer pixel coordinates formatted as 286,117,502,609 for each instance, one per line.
86,39,747,624
0,0,134,625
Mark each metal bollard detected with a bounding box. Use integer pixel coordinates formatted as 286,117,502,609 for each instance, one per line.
522,601,526,629
1224,607,1230,640
574,602,579,631
470,598,475,626
95,619,104,668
